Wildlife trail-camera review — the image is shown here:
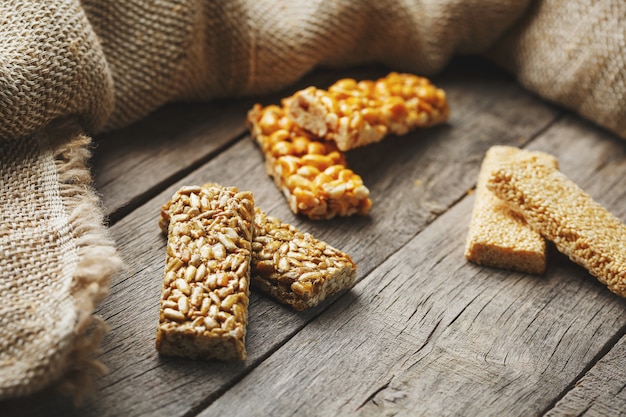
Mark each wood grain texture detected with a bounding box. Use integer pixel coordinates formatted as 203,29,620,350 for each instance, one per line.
545,333,626,417
200,116,626,417
92,100,251,219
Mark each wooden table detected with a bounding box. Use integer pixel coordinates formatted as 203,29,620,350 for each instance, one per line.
4,57,626,417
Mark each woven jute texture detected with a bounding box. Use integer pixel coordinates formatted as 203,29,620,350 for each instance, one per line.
1,0,625,403
0,120,122,402
490,0,626,137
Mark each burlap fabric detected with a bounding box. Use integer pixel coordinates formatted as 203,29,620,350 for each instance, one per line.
1,0,624,403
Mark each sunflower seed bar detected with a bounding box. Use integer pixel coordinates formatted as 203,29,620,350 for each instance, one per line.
487,160,626,297
465,146,558,274
247,103,371,220
251,207,357,310
161,192,358,310
286,72,449,151
156,184,254,360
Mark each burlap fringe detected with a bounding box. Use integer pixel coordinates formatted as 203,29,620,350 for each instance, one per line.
46,121,123,406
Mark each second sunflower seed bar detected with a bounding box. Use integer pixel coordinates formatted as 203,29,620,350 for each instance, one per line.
251,207,357,310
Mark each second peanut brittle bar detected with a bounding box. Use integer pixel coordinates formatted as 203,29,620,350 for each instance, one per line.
156,184,254,360
251,207,356,311
286,72,449,151
487,160,626,297
247,103,371,220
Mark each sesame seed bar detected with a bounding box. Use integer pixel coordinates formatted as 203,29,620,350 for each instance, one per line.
487,160,626,297
286,72,449,151
156,184,254,360
464,146,558,274
247,103,372,220
251,207,357,310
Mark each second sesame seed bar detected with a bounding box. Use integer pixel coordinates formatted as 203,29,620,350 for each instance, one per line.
487,160,626,297
156,184,254,360
247,103,371,220
286,72,450,151
251,207,357,310
464,146,558,274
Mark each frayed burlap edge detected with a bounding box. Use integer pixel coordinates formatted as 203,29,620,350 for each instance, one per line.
41,120,122,405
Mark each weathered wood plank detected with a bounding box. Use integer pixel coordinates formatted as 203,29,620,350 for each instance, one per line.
544,333,626,417
200,115,626,417
0,60,561,417
92,100,251,220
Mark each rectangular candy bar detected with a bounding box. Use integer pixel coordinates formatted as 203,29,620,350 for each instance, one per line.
160,189,358,310
464,146,558,274
247,103,371,220
156,184,254,360
286,72,449,151
487,159,626,297
251,207,357,310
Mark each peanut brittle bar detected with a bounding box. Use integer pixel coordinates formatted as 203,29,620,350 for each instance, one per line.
465,146,558,274
286,72,449,151
156,184,254,360
487,160,626,297
251,207,356,310
247,103,371,220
